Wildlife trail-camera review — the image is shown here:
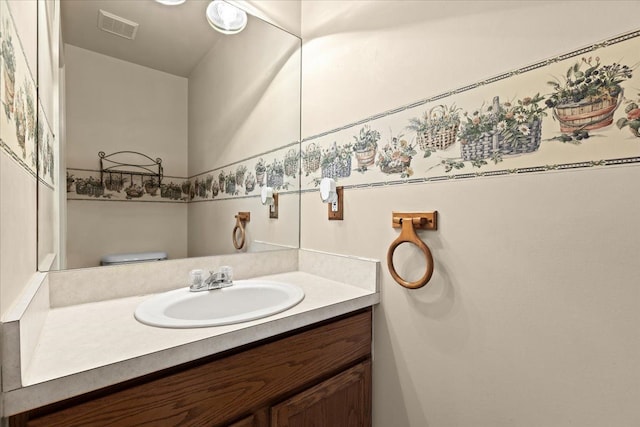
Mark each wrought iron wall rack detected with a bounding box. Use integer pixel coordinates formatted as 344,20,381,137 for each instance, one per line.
99,151,163,188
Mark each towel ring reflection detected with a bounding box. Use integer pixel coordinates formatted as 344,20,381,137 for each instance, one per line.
387,213,436,289
232,212,250,250
232,220,245,250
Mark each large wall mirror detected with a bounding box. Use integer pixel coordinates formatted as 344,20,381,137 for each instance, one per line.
37,0,301,271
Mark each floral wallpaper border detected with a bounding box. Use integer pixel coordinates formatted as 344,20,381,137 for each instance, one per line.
0,1,57,189
66,141,300,203
188,142,300,203
11,3,638,203
300,29,640,192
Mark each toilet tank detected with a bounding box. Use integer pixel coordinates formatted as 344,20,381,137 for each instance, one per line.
100,251,168,266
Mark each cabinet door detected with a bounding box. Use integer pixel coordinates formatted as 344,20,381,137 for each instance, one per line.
228,415,254,427
271,360,371,427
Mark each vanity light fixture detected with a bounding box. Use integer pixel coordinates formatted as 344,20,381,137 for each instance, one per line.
154,0,186,5
206,0,248,34
154,0,247,34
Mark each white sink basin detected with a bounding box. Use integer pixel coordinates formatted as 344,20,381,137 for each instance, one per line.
135,280,305,328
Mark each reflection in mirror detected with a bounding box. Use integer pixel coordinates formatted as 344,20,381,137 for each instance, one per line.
38,0,301,271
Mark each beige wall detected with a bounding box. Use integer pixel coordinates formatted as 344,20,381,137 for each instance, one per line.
188,193,299,257
64,44,188,176
301,1,640,426
64,44,188,268
37,0,60,269
5,0,36,74
234,0,301,37
1,2,40,415
187,12,301,256
0,155,37,316
187,14,300,176
37,184,55,268
66,201,187,269
37,0,57,129
1,0,39,317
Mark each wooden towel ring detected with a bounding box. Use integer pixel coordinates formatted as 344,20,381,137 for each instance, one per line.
232,212,250,250
387,217,434,289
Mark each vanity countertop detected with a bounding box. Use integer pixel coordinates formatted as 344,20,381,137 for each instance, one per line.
3,270,379,416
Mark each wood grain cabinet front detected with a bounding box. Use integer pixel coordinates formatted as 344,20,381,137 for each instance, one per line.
271,360,372,427
9,309,372,427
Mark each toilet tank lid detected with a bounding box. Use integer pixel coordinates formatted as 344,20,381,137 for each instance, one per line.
101,251,168,264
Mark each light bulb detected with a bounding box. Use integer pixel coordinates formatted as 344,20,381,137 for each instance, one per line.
206,0,247,34
154,0,186,5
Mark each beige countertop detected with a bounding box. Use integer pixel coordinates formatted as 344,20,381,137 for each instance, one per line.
3,271,379,416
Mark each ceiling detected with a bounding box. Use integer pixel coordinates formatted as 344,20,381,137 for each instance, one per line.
60,0,223,77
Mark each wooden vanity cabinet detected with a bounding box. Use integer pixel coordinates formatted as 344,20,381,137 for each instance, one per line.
271,360,371,427
9,309,372,427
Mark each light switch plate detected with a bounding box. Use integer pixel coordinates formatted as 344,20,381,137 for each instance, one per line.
328,187,344,220
270,193,279,219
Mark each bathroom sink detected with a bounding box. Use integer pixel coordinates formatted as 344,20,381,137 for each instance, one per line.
135,280,305,328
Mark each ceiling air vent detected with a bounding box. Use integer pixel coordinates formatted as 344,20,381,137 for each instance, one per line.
97,9,139,40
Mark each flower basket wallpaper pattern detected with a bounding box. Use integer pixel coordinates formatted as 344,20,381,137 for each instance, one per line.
0,1,56,187
67,168,183,202
459,94,545,163
408,104,460,152
5,0,639,200
189,145,299,202
67,144,300,203
300,30,640,191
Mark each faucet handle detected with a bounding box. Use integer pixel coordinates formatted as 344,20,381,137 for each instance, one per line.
189,269,207,291
190,269,204,285
219,266,233,281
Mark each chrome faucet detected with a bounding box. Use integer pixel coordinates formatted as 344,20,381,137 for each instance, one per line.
189,267,233,292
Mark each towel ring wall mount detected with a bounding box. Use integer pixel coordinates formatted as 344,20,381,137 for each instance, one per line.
387,211,437,289
232,212,251,250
